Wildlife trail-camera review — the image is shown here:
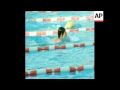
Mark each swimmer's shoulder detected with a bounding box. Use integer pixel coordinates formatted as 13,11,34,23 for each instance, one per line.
51,38,61,43
55,38,61,43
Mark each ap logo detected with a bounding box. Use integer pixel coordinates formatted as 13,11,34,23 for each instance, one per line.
94,11,104,22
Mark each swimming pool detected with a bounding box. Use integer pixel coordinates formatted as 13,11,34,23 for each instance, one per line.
25,11,94,79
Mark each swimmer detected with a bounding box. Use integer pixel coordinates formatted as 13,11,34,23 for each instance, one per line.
53,27,67,43
52,22,75,43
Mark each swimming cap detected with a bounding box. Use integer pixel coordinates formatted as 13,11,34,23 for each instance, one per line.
65,22,75,29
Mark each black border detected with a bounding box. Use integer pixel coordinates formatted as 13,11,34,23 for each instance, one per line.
14,1,108,85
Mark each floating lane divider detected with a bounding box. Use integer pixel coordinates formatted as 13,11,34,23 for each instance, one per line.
25,42,94,52
25,28,94,36
25,65,94,76
25,15,94,22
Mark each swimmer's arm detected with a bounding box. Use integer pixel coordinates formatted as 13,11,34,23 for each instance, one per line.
51,38,61,43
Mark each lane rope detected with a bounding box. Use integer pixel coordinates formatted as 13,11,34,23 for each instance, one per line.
25,42,94,52
25,65,94,76
25,28,94,36
25,15,94,22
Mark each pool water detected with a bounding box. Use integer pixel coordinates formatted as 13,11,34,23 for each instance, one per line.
25,11,94,79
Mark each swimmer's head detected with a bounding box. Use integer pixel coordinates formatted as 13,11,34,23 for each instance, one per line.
58,27,67,39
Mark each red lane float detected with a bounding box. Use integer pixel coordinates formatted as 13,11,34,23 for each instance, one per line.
25,65,94,76
25,28,94,36
25,42,94,52
25,15,94,22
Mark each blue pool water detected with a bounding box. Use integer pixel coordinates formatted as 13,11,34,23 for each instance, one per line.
25,11,94,79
